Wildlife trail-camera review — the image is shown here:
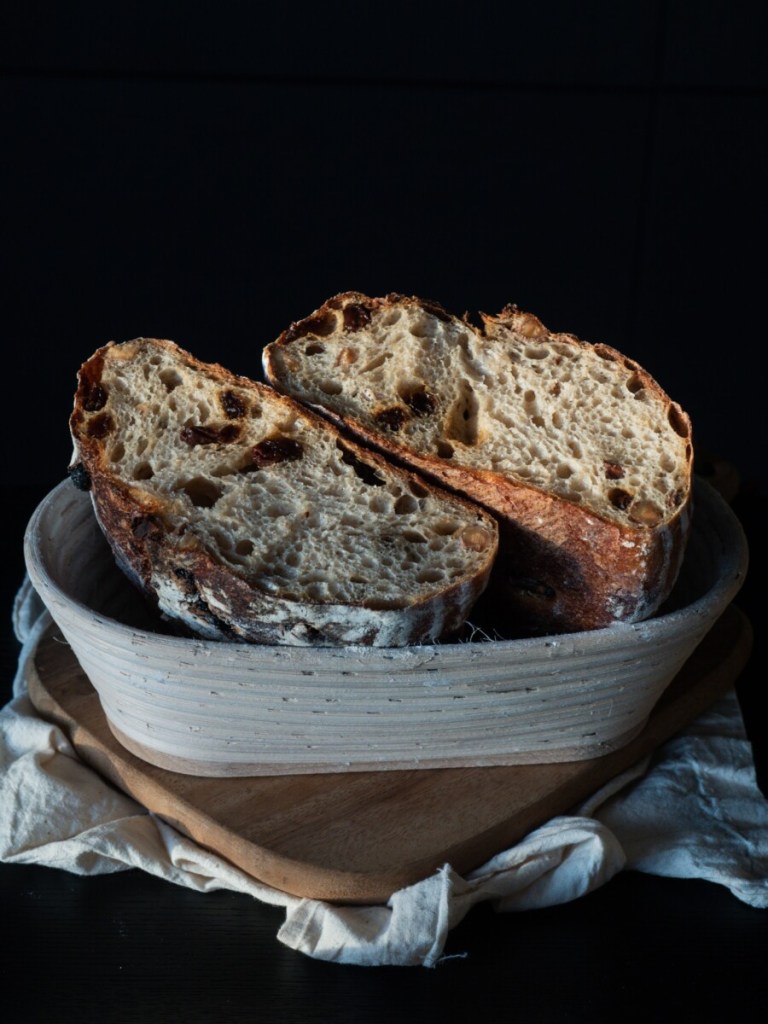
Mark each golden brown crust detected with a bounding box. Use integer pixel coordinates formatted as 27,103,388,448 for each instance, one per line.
288,410,691,635
264,293,695,635
69,338,499,647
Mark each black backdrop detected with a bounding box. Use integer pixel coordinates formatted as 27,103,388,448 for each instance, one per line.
2,6,767,1017
2,1,766,495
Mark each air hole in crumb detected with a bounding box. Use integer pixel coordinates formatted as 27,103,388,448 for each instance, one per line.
305,343,324,356
394,494,418,514
397,382,437,416
668,405,690,438
211,529,232,550
305,310,339,337
532,415,545,427
87,413,113,438
552,411,563,429
525,347,548,359
110,442,125,462
556,464,573,479
409,479,429,498
436,441,454,459
402,529,427,543
445,383,479,445
626,373,644,394
358,352,392,374
133,461,154,480
235,539,254,556
629,500,663,526
608,488,633,511
267,502,293,518
434,520,459,536
524,390,536,404
595,345,618,362
462,526,493,552
159,368,183,391
319,379,343,395
369,495,391,514
285,551,300,567
181,477,223,508
417,568,444,583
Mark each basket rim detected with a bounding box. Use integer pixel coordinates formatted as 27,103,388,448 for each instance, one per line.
23,475,749,661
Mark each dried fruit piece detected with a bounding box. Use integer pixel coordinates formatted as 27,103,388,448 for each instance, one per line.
249,437,304,469
180,424,241,446
375,406,409,431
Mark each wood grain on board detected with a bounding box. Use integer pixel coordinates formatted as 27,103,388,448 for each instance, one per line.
28,604,752,904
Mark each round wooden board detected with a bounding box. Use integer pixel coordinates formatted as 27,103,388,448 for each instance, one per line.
27,605,752,904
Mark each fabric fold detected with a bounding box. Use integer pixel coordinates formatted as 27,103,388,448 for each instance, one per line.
2,579,766,967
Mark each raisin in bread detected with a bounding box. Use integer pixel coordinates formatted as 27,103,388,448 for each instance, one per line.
68,337,498,647
263,292,694,635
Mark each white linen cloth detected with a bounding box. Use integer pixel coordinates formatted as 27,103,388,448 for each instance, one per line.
2,578,767,967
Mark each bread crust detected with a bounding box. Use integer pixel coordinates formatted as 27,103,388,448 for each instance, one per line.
264,293,694,635
69,338,499,647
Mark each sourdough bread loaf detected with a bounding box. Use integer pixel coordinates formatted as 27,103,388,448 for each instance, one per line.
263,292,694,635
68,337,498,646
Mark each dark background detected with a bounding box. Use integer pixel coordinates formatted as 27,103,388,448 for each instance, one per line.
2,1,766,494
2,4,766,1020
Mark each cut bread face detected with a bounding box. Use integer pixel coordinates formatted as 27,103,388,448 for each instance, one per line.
69,338,498,646
264,292,694,635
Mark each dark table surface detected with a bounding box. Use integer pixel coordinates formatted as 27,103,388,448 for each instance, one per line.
1,477,766,1024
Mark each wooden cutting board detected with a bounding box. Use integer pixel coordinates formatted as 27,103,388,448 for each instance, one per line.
28,604,753,905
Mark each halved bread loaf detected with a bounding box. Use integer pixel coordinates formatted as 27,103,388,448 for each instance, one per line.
263,292,694,635
68,337,498,646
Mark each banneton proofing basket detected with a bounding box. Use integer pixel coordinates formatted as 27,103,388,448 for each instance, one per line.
24,477,748,777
